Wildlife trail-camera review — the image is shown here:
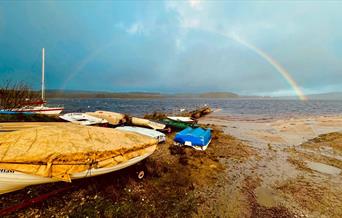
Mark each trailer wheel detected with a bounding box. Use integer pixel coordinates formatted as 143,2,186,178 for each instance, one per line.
137,170,145,179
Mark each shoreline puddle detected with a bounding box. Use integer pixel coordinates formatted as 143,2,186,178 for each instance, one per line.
255,187,277,208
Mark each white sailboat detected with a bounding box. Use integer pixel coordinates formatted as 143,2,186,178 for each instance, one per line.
15,48,64,115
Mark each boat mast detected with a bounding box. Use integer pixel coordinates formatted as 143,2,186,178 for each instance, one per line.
41,48,45,102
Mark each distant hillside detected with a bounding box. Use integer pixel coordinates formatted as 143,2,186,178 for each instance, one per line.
275,92,342,100
198,92,239,98
44,90,342,100
46,90,164,99
307,92,342,100
45,90,240,99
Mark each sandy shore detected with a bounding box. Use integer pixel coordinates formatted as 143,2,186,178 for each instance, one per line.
197,112,342,217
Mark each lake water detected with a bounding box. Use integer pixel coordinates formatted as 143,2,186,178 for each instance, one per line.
49,98,342,119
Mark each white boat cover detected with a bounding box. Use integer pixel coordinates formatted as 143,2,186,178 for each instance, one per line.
0,123,157,182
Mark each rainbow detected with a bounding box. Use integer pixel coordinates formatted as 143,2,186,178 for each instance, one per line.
195,27,307,100
230,34,307,101
61,26,308,101
61,40,117,90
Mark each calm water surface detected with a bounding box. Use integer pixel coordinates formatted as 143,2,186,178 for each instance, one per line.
49,98,342,119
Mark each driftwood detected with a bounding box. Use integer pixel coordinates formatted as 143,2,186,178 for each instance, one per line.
189,106,212,118
144,106,212,121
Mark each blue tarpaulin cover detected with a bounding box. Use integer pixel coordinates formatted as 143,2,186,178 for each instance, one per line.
0,110,33,115
174,127,211,147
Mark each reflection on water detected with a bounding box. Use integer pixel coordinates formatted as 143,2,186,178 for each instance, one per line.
49,98,342,118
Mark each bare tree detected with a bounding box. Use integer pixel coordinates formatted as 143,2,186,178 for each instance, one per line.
0,80,41,110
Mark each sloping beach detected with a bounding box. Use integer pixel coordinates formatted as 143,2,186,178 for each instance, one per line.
0,111,341,217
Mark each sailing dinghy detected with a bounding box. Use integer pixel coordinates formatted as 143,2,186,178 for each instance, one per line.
0,124,158,194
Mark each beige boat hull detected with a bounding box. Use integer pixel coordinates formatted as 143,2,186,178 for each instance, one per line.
86,111,127,125
131,117,166,130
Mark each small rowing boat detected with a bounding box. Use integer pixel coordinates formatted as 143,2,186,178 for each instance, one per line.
167,116,196,123
59,113,108,126
160,118,199,130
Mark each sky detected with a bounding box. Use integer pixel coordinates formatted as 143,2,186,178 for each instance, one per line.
0,0,341,97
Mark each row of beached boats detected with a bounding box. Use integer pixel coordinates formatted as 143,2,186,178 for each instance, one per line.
0,108,212,195
0,48,213,195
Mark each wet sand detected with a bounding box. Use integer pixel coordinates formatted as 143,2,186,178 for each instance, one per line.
197,112,342,217
199,112,342,148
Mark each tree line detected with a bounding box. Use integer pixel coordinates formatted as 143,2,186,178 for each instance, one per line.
0,80,41,110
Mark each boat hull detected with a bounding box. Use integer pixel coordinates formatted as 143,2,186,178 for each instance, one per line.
86,111,127,125
160,118,199,129
12,107,64,115
0,151,153,195
131,117,166,130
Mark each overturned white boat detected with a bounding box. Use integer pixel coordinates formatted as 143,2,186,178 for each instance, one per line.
59,113,108,126
0,124,158,194
116,126,166,143
167,116,195,123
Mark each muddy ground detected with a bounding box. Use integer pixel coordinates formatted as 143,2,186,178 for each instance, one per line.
1,121,342,217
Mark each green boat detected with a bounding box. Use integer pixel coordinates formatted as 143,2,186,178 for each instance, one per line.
160,118,199,130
